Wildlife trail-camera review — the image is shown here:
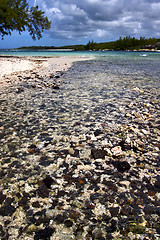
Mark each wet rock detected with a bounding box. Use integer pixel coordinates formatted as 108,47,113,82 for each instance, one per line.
54,75,60,78
90,193,102,201
0,170,6,178
35,216,50,226
0,192,6,204
110,218,119,231
52,84,60,89
119,139,131,151
91,148,107,159
39,156,52,167
105,233,114,240
144,205,156,215
0,225,7,239
34,227,55,240
68,148,80,157
102,180,118,191
37,184,49,198
94,129,103,136
18,196,28,206
0,203,16,216
27,144,40,154
92,228,104,239
32,201,41,208
43,175,55,189
64,219,73,227
54,214,65,224
113,160,131,172
110,206,120,217
154,175,160,190
68,210,80,220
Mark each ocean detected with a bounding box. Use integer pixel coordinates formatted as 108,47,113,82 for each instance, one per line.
1,48,160,59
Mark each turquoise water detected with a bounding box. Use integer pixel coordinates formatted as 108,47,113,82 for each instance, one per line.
0,49,160,60
0,49,95,57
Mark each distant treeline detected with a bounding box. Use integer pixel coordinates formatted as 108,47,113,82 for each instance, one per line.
84,37,160,51
17,36,160,51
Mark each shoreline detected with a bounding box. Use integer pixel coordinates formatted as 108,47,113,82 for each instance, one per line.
0,55,92,87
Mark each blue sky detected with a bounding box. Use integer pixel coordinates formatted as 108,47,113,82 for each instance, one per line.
1,0,160,48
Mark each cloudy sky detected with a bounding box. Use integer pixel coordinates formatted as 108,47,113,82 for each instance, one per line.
1,0,160,48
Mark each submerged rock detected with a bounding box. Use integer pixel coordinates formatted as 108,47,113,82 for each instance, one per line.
91,148,107,159
113,160,131,172
34,227,55,240
37,184,50,198
0,201,16,216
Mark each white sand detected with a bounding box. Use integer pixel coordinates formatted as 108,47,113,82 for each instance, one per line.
0,57,36,77
0,56,92,78
0,55,93,88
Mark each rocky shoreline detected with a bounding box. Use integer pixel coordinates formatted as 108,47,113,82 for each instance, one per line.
0,57,160,240
0,56,91,86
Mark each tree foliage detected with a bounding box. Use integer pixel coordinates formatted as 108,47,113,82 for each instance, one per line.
0,0,51,40
85,40,96,50
84,37,160,51
16,36,160,51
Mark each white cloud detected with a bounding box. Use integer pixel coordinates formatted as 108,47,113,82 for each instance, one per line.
35,0,160,42
96,29,108,37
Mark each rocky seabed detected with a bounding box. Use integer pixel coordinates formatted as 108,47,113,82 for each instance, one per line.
0,59,160,240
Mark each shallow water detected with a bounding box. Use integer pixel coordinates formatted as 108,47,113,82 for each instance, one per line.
0,54,160,152
0,53,160,239
1,54,160,137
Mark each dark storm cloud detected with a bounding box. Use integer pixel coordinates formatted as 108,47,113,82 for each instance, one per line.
35,0,160,41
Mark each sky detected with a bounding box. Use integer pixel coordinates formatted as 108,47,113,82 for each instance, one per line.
1,0,160,48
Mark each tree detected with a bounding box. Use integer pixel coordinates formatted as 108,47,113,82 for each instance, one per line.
85,40,97,50
0,0,51,40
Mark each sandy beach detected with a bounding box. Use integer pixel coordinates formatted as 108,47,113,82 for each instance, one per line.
0,55,92,87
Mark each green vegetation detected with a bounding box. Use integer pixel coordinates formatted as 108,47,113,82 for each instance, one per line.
84,36,160,51
0,0,51,40
17,44,85,50
16,36,160,51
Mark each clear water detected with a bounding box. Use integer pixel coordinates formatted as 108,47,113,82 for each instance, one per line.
1,50,160,132
55,53,160,130
1,49,160,59
1,49,159,136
